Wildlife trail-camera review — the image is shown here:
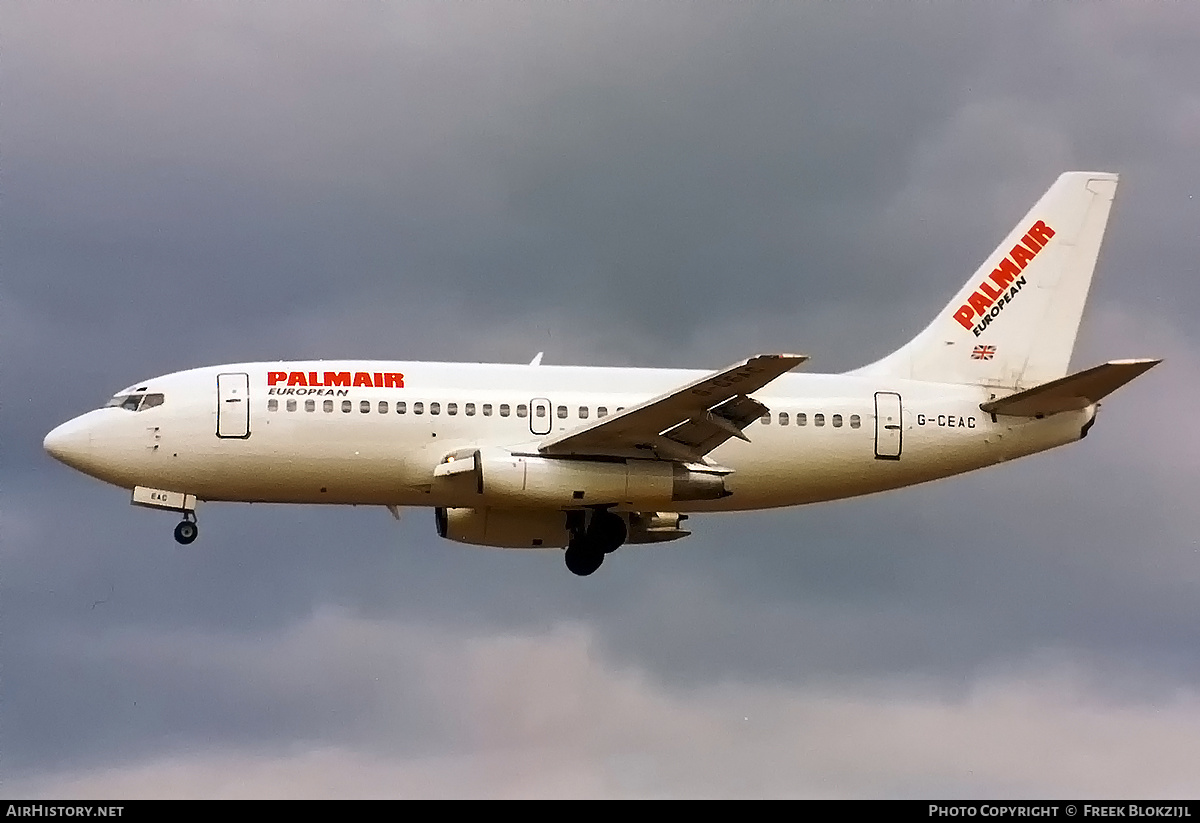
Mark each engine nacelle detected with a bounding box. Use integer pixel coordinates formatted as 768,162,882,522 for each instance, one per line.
435,506,570,549
435,448,730,508
435,507,694,549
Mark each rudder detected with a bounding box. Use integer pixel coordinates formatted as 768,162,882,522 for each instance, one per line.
852,172,1119,389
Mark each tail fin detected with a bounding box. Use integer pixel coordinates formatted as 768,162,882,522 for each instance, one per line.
852,172,1119,389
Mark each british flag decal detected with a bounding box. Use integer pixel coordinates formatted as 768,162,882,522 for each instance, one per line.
972,345,996,360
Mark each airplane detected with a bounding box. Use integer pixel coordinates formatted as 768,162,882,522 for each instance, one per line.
44,172,1160,576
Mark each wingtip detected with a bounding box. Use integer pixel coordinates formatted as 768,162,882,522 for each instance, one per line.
1107,357,1162,367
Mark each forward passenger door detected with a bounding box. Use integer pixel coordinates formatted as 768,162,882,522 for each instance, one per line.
216,373,251,439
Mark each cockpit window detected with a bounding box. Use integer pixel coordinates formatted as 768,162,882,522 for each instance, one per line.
106,392,165,411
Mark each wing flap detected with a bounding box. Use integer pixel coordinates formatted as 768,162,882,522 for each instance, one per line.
980,358,1161,417
539,353,806,460
658,395,767,453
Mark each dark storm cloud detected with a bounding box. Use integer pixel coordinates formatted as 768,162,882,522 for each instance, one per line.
3,5,990,351
4,2,1200,796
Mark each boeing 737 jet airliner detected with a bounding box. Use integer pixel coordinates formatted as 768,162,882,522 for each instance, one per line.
45,172,1159,575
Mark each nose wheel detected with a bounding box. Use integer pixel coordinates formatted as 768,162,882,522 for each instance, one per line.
173,515,198,545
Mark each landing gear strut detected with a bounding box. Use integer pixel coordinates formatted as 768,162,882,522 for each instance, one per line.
173,512,198,545
563,510,628,576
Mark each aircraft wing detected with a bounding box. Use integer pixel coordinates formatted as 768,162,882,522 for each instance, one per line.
538,353,807,463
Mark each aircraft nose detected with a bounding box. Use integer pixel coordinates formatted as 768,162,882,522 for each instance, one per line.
44,416,93,469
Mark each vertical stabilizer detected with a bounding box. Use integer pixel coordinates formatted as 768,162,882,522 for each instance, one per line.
852,172,1119,389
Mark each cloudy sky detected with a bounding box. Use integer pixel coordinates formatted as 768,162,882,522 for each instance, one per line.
4,3,1199,798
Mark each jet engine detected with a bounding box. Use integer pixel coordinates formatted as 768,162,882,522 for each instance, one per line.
435,506,693,549
435,506,570,548
434,448,729,508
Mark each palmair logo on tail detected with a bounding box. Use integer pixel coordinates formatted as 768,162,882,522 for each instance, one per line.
953,220,1056,337
972,345,996,360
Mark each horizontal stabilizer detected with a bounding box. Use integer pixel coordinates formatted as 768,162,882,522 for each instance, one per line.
980,358,1161,417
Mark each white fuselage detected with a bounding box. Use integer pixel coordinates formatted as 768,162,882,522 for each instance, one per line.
45,359,1092,513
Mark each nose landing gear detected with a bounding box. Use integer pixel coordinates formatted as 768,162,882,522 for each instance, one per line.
173,513,198,545
131,487,201,545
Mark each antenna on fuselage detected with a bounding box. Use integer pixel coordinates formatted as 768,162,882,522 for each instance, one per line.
529,352,544,366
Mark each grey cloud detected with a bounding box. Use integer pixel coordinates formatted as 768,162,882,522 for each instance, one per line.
10,619,1200,798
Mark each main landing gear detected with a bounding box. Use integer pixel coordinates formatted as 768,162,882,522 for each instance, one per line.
173,512,198,545
564,510,627,577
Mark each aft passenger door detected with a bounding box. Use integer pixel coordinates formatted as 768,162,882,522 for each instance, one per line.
216,373,251,439
530,397,552,436
874,391,901,460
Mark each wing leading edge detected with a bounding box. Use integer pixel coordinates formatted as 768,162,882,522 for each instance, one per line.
538,353,808,462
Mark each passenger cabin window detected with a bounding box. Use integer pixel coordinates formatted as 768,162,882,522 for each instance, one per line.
579,406,589,419
287,399,297,412
379,401,388,414
268,399,278,412
324,399,333,413
814,413,825,427
797,412,807,426
760,414,771,424
360,400,370,413
517,404,528,418
832,414,843,428
342,400,352,413
465,403,476,416
430,402,441,415
448,403,458,416
483,404,493,416
305,399,315,412
850,414,861,429
414,402,424,415
597,407,608,418
499,404,510,417
779,412,789,426
396,401,406,414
